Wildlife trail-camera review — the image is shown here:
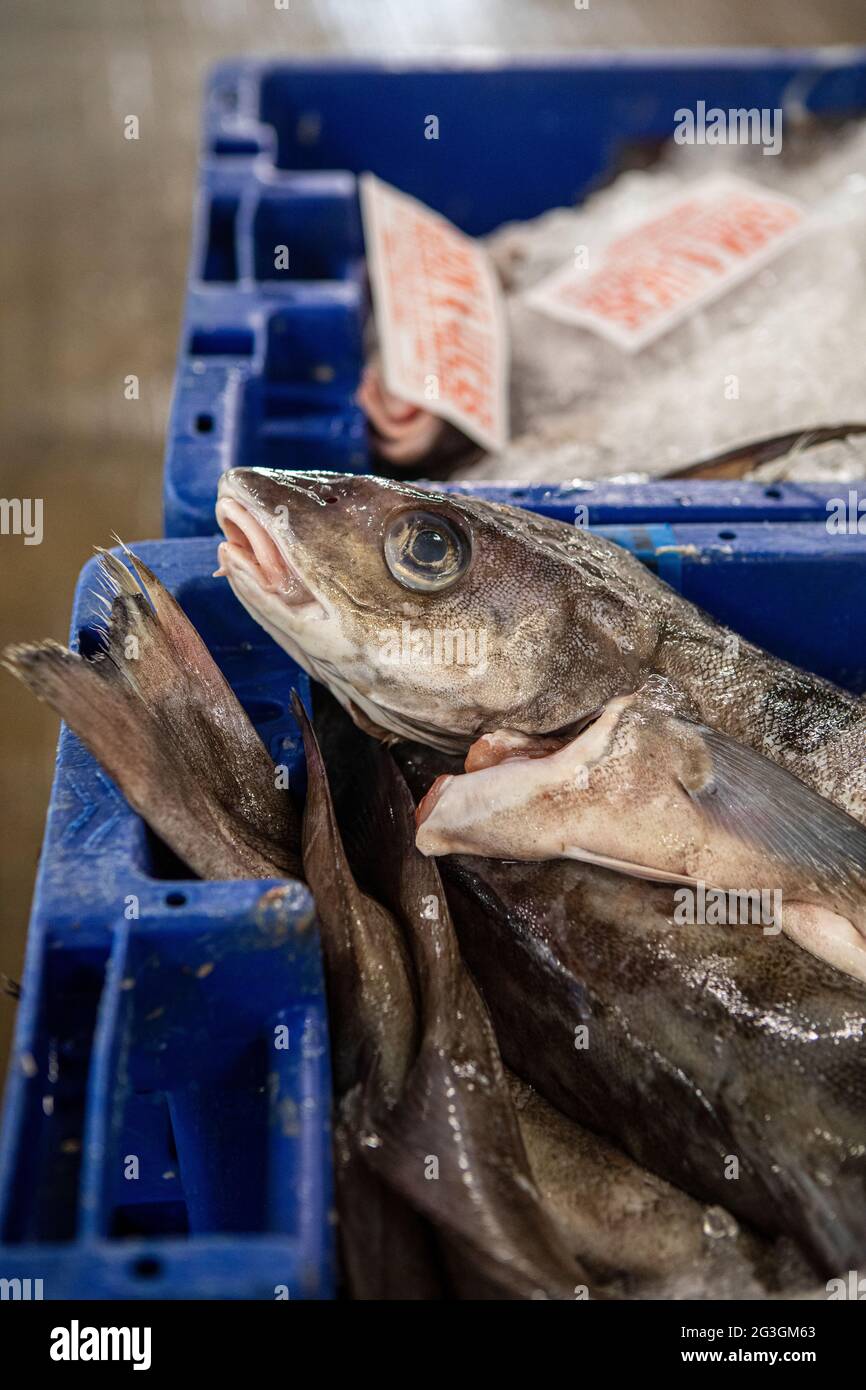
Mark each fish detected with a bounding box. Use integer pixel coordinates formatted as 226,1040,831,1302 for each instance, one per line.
2,547,300,880
311,692,823,1299
211,473,866,1272
508,1074,816,1301
296,690,418,1108
295,693,443,1299
668,424,866,482
357,358,478,477
399,727,866,1280
356,358,444,466
5,541,848,1295
308,692,594,1299
415,678,866,983
214,467,866,825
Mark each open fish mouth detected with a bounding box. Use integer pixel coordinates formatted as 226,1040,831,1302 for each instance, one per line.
216,475,460,749
215,492,325,617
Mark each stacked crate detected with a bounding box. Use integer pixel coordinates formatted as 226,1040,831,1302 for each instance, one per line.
2,54,866,1299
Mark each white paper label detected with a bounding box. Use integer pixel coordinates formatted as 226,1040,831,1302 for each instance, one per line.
360,174,509,452
525,177,806,352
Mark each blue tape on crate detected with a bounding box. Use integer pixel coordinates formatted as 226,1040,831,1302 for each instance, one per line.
596,524,683,590
164,51,866,536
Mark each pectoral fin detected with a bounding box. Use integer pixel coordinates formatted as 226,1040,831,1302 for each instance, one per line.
684,725,866,904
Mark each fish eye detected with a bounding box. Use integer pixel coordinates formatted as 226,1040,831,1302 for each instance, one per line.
383,509,471,592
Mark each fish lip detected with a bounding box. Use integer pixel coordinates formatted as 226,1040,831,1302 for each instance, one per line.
215,487,326,618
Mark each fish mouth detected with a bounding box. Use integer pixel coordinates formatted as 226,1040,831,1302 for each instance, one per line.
215,493,324,616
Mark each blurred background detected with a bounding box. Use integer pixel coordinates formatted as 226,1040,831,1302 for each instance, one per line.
2,0,866,1075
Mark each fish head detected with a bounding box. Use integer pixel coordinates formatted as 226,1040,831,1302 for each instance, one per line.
216,468,659,751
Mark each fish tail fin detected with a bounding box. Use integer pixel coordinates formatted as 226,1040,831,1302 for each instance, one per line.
3,547,300,880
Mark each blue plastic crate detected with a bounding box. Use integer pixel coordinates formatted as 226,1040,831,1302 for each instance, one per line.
164,51,866,536
13,49,866,1303
3,518,866,1297
0,541,334,1300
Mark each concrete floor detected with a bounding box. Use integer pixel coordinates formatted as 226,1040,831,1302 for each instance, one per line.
2,0,865,1076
